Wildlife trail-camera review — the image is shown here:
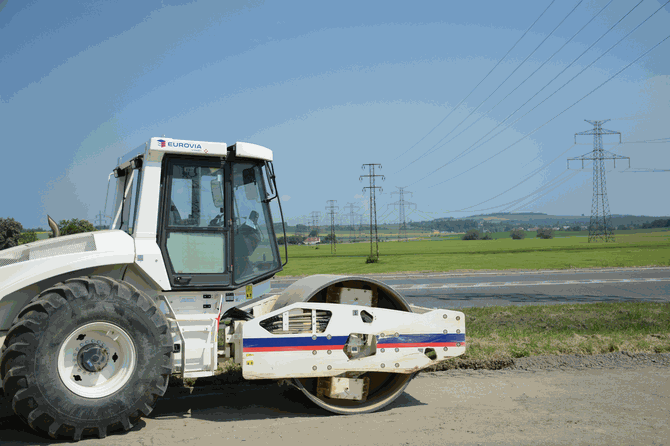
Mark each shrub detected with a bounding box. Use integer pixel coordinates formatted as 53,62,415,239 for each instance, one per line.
536,228,554,239
0,217,23,250
510,229,526,240
56,218,97,236
18,231,38,245
481,233,493,240
462,229,482,240
278,235,305,245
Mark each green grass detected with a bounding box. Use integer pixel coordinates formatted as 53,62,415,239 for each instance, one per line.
458,301,670,361
278,230,670,276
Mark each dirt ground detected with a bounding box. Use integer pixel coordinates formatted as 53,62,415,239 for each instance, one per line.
1,364,668,446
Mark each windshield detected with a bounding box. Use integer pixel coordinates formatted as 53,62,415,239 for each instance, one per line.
232,161,280,283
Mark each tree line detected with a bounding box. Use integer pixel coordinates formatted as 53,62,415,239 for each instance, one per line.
0,217,97,250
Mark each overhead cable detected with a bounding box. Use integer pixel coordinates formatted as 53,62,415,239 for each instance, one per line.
417,9,670,189
396,0,585,173
392,0,556,161
409,0,652,186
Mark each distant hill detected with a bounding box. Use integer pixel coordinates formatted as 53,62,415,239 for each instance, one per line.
421,213,670,228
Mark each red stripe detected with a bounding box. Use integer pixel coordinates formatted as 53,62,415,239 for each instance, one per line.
244,345,345,352
244,342,465,353
379,342,463,349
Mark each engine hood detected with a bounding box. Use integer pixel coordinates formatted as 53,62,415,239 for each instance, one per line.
0,230,135,299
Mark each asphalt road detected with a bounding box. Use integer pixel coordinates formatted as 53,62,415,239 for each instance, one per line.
272,267,670,308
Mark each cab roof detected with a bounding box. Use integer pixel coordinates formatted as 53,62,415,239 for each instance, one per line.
116,137,273,171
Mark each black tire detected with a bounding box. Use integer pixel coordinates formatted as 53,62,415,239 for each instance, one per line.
0,276,173,441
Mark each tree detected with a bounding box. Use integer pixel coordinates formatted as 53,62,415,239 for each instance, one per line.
322,234,337,244
481,233,493,240
536,228,554,239
510,228,526,240
0,217,23,250
462,229,481,240
308,229,318,237
18,231,39,245
56,218,97,236
278,235,305,245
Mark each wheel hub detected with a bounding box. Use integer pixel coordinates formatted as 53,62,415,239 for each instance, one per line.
58,322,137,399
77,344,109,372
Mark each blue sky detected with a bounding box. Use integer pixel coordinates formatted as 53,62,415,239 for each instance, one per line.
1,0,669,229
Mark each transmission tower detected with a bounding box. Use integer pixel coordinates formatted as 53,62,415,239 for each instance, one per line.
390,187,416,242
568,120,629,243
94,211,109,229
343,203,359,242
360,164,384,261
325,200,339,253
295,216,307,237
309,211,321,240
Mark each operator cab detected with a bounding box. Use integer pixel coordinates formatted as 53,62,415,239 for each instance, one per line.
108,138,285,291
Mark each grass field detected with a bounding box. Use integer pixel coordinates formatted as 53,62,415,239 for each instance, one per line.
277,230,670,276
461,301,670,360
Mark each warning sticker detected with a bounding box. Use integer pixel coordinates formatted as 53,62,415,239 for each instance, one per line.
246,284,253,300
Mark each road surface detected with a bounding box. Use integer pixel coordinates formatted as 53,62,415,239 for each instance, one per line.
272,267,670,308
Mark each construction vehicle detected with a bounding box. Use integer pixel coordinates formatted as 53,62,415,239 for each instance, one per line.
0,137,466,440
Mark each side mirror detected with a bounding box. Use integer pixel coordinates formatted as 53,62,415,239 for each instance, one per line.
210,178,224,209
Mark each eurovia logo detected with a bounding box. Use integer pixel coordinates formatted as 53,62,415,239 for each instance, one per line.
155,139,202,150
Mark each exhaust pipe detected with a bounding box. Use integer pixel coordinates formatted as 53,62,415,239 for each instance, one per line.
47,215,60,238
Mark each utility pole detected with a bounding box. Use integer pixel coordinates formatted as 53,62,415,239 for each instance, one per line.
309,211,321,241
568,120,629,243
390,187,416,242
325,200,339,253
360,164,384,261
343,203,359,242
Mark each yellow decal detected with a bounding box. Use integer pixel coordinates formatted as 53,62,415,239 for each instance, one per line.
246,360,254,366
246,284,253,300
245,353,254,357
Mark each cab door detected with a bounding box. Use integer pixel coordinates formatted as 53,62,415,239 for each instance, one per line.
159,156,231,289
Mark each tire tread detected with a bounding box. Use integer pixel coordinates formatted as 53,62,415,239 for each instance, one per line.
0,275,172,441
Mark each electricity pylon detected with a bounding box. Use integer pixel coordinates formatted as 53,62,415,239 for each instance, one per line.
325,200,339,254
568,120,629,243
310,211,321,239
343,203,359,242
390,187,416,242
360,164,384,261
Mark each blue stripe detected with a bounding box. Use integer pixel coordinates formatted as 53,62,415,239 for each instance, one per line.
378,333,465,344
244,333,464,348
244,336,349,348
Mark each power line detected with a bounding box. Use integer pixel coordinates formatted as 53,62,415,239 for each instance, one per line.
408,0,655,188
396,0,584,173
420,29,670,191
457,144,578,213
393,0,557,161
503,170,581,213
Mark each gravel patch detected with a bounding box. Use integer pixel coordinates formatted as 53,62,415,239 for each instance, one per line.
509,350,670,371
424,351,670,374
